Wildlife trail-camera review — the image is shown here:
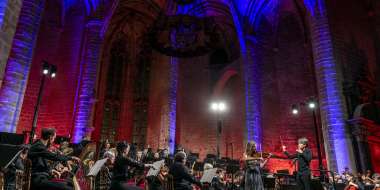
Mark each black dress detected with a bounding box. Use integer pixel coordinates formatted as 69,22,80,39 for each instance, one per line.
244,159,264,190
110,156,144,190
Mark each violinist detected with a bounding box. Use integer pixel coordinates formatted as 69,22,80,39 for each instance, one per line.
147,164,169,190
241,141,271,190
169,151,202,190
211,169,226,190
283,137,312,190
110,142,153,190
28,128,81,190
344,176,365,190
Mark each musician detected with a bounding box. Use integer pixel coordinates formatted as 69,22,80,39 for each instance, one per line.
344,176,365,190
241,141,266,190
169,151,202,190
4,145,29,190
28,128,81,190
96,151,115,190
110,141,152,190
146,163,168,190
283,137,312,190
100,139,111,158
160,148,173,166
211,169,226,190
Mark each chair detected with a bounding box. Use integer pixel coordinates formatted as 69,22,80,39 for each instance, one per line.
23,159,32,190
15,170,24,190
0,172,4,190
164,174,174,190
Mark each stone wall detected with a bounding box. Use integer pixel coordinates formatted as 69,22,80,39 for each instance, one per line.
17,3,86,137
0,0,22,88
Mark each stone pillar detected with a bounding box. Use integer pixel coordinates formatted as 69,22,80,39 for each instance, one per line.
226,0,263,149
0,0,45,132
304,0,356,173
243,47,262,149
168,57,178,153
0,0,23,88
72,20,103,143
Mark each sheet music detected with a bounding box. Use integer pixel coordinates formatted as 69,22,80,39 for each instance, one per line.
152,160,165,170
200,168,217,183
87,158,108,177
147,160,165,177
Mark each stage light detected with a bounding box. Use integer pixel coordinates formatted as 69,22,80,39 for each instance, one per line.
218,102,226,112
291,104,299,115
211,102,218,111
308,102,316,109
211,101,227,112
50,65,57,78
42,61,50,75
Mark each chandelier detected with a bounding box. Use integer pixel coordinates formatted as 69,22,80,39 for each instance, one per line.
150,14,223,57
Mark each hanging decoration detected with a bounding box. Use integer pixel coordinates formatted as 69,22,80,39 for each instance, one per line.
149,14,223,57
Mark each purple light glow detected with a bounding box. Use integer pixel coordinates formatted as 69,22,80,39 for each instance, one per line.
305,0,352,173
168,57,178,154
0,0,45,133
72,20,103,143
0,0,6,27
63,0,101,15
233,0,279,29
228,0,262,150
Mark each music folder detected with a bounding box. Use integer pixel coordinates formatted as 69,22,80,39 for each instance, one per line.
200,168,218,183
147,160,165,177
87,158,108,177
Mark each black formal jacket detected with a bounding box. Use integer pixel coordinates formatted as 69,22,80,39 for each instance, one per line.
112,156,144,182
28,140,71,176
284,148,312,174
169,161,201,190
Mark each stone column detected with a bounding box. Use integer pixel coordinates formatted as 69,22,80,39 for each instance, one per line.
304,0,356,173
0,0,23,88
243,46,262,149
72,20,103,143
168,57,178,153
0,0,45,132
224,0,263,149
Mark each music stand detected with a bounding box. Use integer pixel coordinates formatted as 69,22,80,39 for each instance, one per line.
0,144,23,172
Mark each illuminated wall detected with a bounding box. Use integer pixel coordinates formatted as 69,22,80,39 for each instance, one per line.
0,0,45,133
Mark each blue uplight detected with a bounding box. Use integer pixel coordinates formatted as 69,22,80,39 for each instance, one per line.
168,57,178,154
64,0,101,15
304,0,352,174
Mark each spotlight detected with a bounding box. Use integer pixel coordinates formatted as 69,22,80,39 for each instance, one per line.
211,102,218,111
50,65,57,78
308,102,316,109
291,104,299,115
218,102,226,111
308,98,317,109
42,61,50,75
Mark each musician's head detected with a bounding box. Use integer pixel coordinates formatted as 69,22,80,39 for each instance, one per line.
116,141,130,157
103,151,116,164
104,139,111,149
245,141,257,156
216,169,224,178
297,137,308,149
162,148,169,157
41,128,57,145
154,152,160,159
174,151,187,164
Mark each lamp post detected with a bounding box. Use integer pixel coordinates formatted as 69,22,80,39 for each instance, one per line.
29,61,57,144
210,101,227,158
291,98,325,181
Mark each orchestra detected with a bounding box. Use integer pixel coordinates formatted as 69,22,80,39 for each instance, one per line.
1,131,380,190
